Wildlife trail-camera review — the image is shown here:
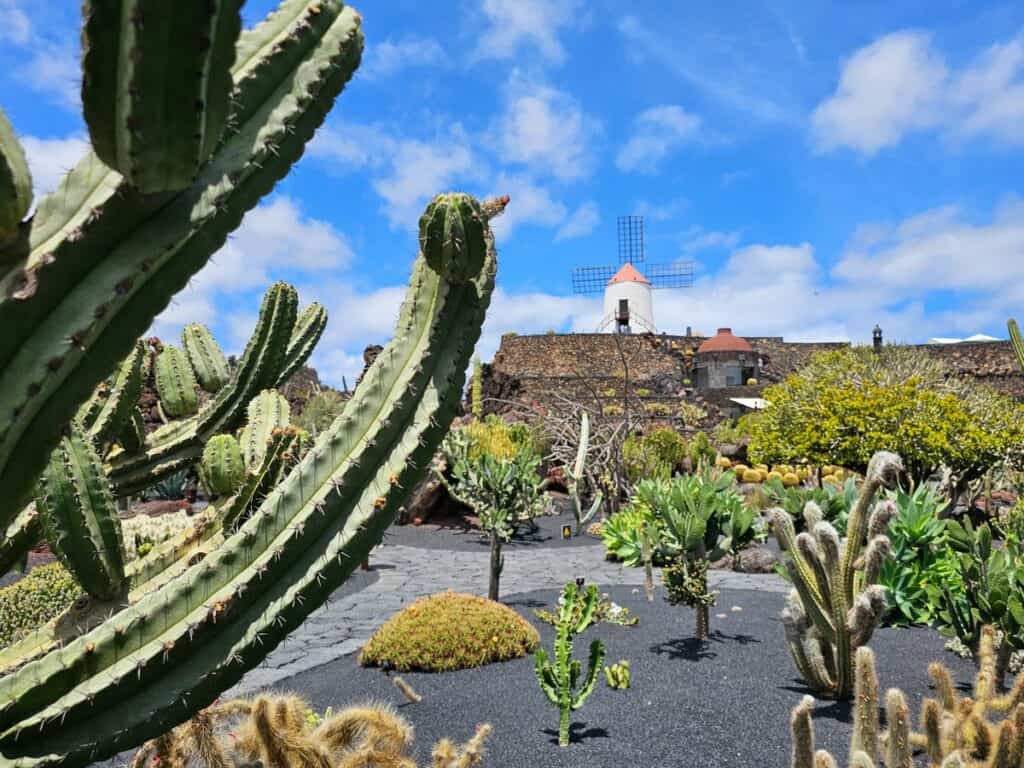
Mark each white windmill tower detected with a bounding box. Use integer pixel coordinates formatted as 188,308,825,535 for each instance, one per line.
572,216,693,334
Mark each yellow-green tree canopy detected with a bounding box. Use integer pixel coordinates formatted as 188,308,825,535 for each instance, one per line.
748,345,1024,485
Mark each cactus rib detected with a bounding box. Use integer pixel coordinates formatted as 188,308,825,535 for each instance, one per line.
154,345,200,418
276,302,328,387
34,427,126,600
0,1,363,532
0,193,498,768
182,324,230,394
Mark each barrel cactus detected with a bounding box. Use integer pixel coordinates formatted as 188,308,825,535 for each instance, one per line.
418,193,488,284
199,434,246,497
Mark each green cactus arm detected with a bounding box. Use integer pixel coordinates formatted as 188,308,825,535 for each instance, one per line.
784,559,837,643
81,1,244,193
182,324,231,394
534,651,559,705
88,340,146,443
239,390,291,470
571,640,605,710
0,505,41,576
276,302,328,387
155,345,200,418
34,427,126,600
1009,319,1024,374
0,191,498,768
107,282,300,496
0,106,31,241
0,1,362,530
116,407,145,453
574,584,600,633
199,435,245,497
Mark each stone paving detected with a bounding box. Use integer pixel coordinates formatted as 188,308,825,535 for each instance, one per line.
230,538,788,694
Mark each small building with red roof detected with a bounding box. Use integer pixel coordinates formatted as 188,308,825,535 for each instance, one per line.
693,328,760,388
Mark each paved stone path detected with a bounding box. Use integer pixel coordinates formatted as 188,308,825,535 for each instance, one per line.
229,539,788,694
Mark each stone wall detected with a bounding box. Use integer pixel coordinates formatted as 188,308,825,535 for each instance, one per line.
484,332,1024,425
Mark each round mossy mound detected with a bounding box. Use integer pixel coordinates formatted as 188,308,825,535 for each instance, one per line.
0,562,83,648
359,591,540,672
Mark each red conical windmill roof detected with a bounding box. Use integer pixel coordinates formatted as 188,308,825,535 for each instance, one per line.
607,263,650,285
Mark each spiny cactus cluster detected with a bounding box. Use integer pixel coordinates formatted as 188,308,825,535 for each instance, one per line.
0,0,362,538
128,693,491,768
534,581,606,747
0,189,501,767
791,625,1024,768
771,451,903,699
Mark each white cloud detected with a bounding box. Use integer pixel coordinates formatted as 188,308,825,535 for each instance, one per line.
151,196,354,353
813,29,1024,155
680,226,742,254
359,36,447,80
20,134,89,197
811,31,947,155
555,201,600,241
616,104,701,173
833,198,1024,302
634,198,689,222
497,72,598,182
313,120,483,229
0,0,30,44
18,45,80,110
474,0,582,65
487,174,568,241
617,15,793,124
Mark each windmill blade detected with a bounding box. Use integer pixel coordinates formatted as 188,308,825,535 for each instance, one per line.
572,265,620,294
646,261,694,289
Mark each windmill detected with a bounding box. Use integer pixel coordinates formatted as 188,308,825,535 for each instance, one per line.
571,216,694,333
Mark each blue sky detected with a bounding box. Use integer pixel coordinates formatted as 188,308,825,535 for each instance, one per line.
2,0,1022,387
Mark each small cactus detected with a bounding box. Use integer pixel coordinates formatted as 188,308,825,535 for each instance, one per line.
154,345,200,418
782,472,801,488
604,660,631,690
742,468,762,484
182,323,231,393
199,434,246,496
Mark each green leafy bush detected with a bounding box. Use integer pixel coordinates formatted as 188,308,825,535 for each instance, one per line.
749,346,1024,487
600,506,660,567
878,485,958,626
687,431,716,469
622,428,688,483
293,389,347,436
763,475,853,532
359,592,539,672
454,414,543,462
0,563,83,648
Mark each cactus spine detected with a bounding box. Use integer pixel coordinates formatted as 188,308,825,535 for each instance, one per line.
199,435,245,497
0,107,31,242
534,581,606,747
34,427,126,600
154,345,200,418
0,0,363,532
790,626,1024,768
0,192,502,768
239,390,291,470
182,324,230,394
81,0,244,193
771,451,902,699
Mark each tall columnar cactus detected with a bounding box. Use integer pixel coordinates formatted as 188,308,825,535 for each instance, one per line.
182,324,231,394
790,626,1024,768
534,581,606,747
567,411,602,535
771,451,902,699
34,426,126,601
154,345,200,418
0,0,364,532
1010,319,1024,375
199,434,246,497
81,1,244,193
0,107,31,244
239,390,291,469
0,191,503,768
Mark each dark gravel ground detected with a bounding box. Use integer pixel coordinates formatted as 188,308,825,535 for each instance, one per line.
382,508,603,552
269,584,977,768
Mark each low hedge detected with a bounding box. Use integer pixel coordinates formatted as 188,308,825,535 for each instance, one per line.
0,562,83,648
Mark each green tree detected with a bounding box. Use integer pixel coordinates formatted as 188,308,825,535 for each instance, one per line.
749,346,1023,491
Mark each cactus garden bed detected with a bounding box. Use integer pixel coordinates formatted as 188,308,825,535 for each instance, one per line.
264,584,976,768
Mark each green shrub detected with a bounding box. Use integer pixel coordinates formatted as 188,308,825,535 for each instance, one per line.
359,592,540,671
455,414,542,462
687,431,716,469
0,563,84,648
601,505,660,566
622,427,688,483
293,389,348,436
